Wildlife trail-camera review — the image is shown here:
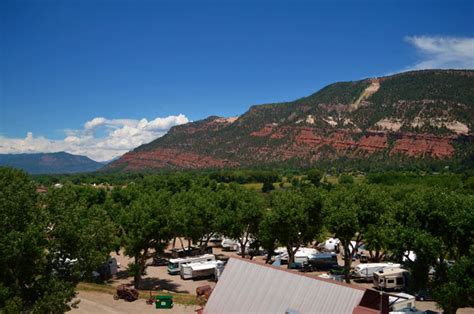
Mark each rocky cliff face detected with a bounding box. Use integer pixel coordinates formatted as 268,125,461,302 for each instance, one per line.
108,70,474,171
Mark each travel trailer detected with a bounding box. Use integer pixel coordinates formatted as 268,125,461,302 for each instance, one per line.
180,260,224,280
307,252,339,270
167,254,215,275
373,267,409,291
320,238,340,253
353,263,401,281
294,248,318,264
274,247,317,264
221,238,238,251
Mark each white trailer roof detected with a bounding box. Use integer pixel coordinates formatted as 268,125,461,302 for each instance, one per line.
204,258,367,314
190,262,217,271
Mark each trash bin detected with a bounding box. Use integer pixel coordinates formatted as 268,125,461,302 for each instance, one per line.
155,295,173,309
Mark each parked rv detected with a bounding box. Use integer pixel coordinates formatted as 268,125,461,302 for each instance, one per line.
307,252,338,270
180,260,224,280
221,238,238,251
373,268,409,291
274,247,317,265
319,238,340,253
294,248,318,264
353,263,401,282
167,254,215,275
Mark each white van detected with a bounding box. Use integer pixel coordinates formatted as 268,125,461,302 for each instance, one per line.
167,254,215,275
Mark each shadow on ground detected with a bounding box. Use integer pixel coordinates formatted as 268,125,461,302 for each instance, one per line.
138,278,189,293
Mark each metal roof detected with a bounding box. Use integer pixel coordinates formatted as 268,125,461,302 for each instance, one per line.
204,258,367,314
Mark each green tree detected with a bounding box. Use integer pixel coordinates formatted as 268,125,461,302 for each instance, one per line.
262,179,275,193
0,167,76,312
267,187,324,267
119,187,173,289
170,185,221,250
45,185,117,282
432,247,474,314
219,184,265,257
307,169,323,187
324,185,389,282
339,174,354,185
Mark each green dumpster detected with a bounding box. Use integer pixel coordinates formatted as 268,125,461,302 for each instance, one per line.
155,295,173,309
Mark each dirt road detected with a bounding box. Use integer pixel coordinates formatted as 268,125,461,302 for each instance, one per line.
70,291,200,314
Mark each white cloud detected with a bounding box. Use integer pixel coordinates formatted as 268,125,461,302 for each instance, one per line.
404,35,474,70
0,114,189,162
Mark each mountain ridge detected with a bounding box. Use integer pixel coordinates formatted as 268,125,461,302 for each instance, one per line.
0,152,104,174
107,69,474,171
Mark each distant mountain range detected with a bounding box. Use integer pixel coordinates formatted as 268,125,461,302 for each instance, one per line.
0,152,104,174
106,69,474,171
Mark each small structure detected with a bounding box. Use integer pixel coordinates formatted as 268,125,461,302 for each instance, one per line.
155,295,173,309
204,257,388,313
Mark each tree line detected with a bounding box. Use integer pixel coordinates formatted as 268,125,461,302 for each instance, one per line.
1,166,473,313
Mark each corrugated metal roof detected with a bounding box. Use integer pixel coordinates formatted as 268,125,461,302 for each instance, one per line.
204,258,366,314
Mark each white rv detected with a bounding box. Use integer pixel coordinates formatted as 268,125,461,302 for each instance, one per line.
373,267,409,291
353,263,401,281
167,254,215,275
180,260,224,280
221,238,238,251
321,238,340,253
274,247,318,264
294,248,318,264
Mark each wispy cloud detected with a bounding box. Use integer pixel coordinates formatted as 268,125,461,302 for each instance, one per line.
404,35,474,70
0,114,189,161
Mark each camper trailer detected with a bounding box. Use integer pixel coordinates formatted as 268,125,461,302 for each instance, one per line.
373,268,409,291
180,260,224,280
320,238,340,253
221,238,238,251
294,248,318,264
307,252,338,270
167,254,215,275
274,247,317,265
353,263,401,281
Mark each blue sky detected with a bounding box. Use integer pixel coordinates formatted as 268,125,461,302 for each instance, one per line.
1,0,473,161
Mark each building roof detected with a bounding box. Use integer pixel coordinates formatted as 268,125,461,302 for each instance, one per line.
204,257,382,314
